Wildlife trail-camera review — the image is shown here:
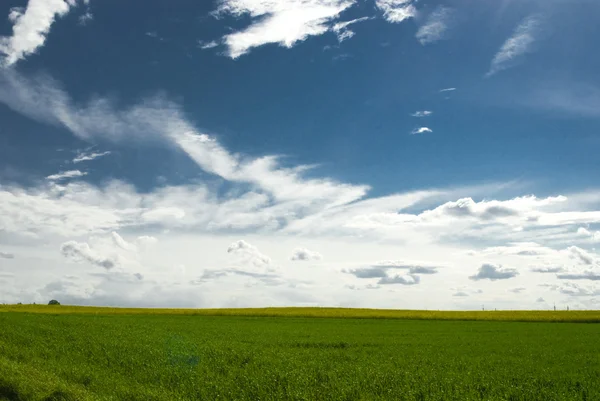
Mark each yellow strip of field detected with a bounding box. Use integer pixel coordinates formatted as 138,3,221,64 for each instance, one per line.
1,305,599,322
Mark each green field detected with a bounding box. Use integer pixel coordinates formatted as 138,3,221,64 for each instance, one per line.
1,307,599,400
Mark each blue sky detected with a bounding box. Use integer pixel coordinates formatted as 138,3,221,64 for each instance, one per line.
1,0,600,309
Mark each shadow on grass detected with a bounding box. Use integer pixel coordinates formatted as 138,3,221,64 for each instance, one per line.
42,390,78,401
0,382,22,401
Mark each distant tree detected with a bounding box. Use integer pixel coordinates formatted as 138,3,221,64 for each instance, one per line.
48,300,60,305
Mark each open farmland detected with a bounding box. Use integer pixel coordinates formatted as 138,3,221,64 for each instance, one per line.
0,307,599,400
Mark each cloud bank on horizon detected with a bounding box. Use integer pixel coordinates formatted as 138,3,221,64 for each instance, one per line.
0,0,599,310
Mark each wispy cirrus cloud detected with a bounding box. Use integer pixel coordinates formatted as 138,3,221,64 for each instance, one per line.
487,14,543,77
332,16,371,42
46,170,86,181
416,6,454,45
3,69,600,308
198,40,219,50
375,0,416,23
73,150,110,163
214,0,355,58
0,0,80,66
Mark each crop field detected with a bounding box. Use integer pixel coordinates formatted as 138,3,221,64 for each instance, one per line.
0,307,599,400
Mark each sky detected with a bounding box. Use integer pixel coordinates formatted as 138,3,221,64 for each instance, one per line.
1,0,600,309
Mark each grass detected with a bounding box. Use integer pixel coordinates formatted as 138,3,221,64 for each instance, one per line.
0,307,599,400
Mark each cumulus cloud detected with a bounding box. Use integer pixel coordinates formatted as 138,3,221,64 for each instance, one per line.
291,247,322,261
60,240,116,270
111,232,137,252
567,246,597,266
530,266,565,273
487,14,542,77
347,261,440,277
453,291,469,297
136,236,158,247
3,69,600,308
378,274,420,285
344,261,438,285
345,266,388,278
469,264,518,281
332,16,371,42
536,297,545,303
0,0,78,66
557,272,600,281
0,252,15,259
46,170,87,181
215,0,355,58
439,87,456,92
411,127,432,135
509,287,526,293
411,111,432,117
227,240,272,269
577,227,600,242
553,282,600,297
375,0,416,23
73,150,110,163
416,6,454,45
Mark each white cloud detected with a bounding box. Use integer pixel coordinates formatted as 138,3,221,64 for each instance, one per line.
78,11,93,25
530,266,565,273
416,6,454,45
577,227,600,242
198,40,219,49
136,236,158,247
469,264,518,281
567,246,597,266
291,247,322,261
411,111,432,117
509,287,526,293
487,14,542,77
3,70,600,308
46,170,87,181
60,240,116,270
0,252,15,259
378,274,420,285
557,272,600,281
332,16,371,42
439,87,456,92
551,282,600,297
227,240,272,270
73,150,110,163
111,232,137,252
375,0,416,23
0,0,78,66
215,0,355,58
536,297,545,303
344,260,440,286
411,127,432,135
